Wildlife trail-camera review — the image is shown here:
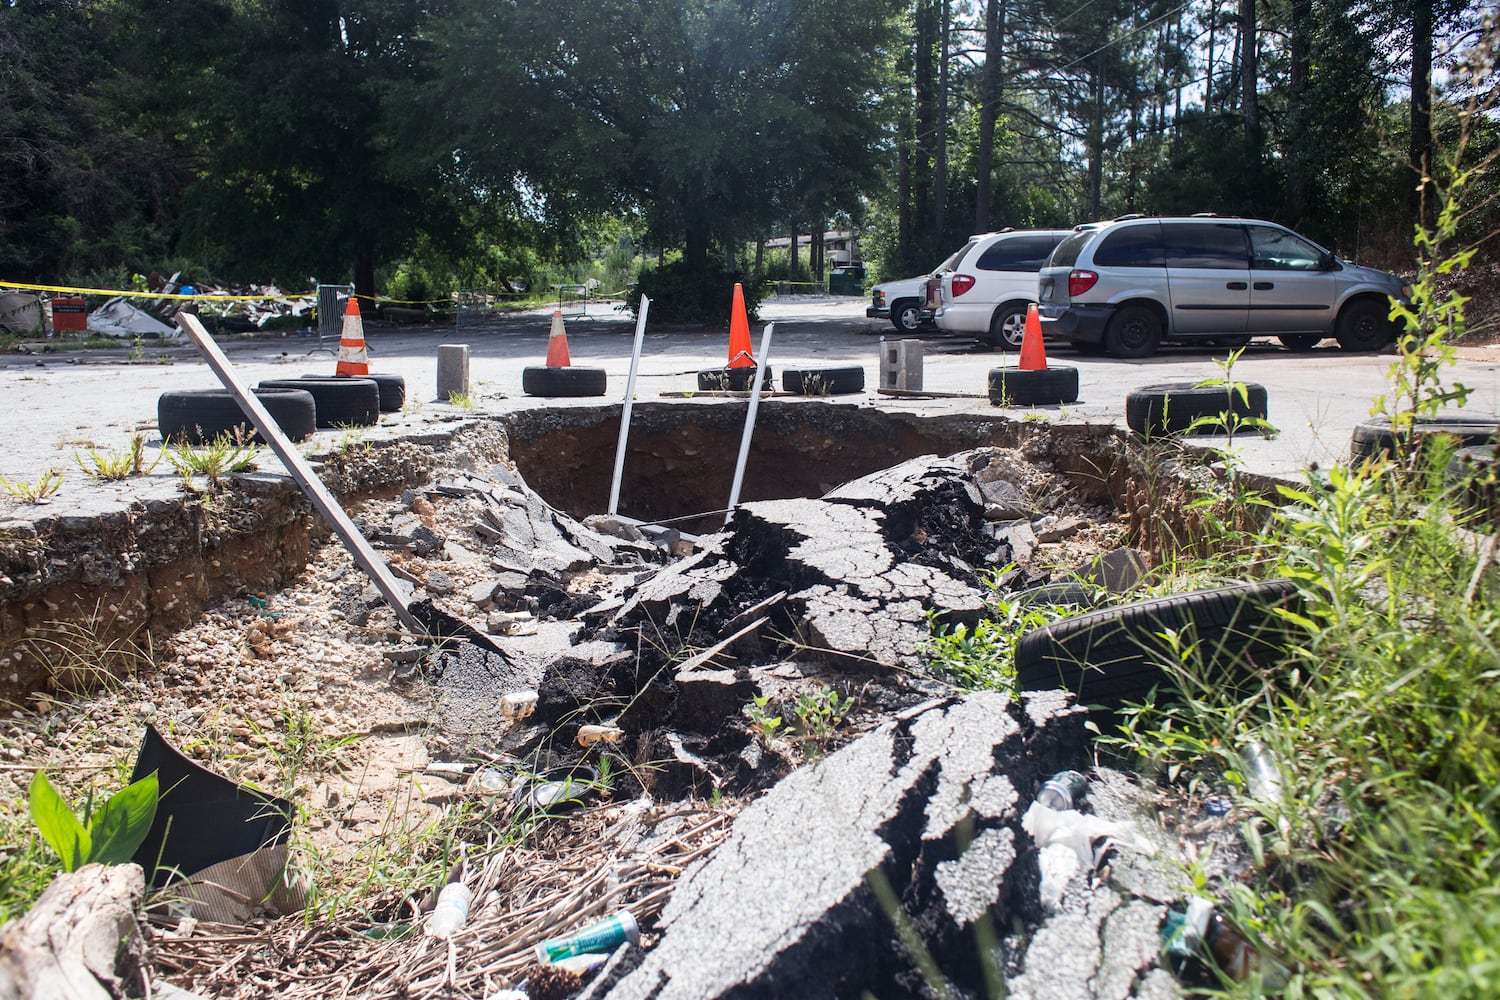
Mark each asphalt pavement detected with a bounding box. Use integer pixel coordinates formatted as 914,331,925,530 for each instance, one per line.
3,295,1499,489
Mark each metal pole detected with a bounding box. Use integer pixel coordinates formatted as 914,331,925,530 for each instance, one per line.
608,295,650,516
725,323,775,524
175,313,425,638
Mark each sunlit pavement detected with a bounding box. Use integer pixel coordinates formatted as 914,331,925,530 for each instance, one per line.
3,295,1498,487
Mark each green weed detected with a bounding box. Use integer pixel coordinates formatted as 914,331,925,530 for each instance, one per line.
164,431,260,487
72,433,161,480
0,469,63,503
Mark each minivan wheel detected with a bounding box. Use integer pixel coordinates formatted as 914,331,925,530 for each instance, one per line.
1103,305,1163,359
1336,298,1396,352
989,303,1029,351
891,300,921,334
1278,334,1321,352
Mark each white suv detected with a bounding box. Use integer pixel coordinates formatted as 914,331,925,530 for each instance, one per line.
929,229,1072,349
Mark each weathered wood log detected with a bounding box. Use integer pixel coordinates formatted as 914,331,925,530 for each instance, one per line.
0,863,145,1000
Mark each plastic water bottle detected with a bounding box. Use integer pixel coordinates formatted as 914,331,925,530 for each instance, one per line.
427,882,472,939
1036,770,1088,810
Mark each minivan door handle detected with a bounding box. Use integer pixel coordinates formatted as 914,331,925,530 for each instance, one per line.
1253,281,1274,290
1226,281,1248,290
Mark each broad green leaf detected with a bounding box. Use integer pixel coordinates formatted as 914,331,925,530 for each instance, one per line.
87,772,159,867
28,771,90,873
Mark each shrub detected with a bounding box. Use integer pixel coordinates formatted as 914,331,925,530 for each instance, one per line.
627,260,764,324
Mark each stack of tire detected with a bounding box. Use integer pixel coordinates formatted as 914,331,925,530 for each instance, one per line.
157,373,406,444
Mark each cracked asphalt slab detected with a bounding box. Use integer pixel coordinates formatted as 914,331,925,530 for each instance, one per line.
4,296,1500,486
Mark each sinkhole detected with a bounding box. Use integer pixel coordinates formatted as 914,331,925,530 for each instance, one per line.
501,401,1124,528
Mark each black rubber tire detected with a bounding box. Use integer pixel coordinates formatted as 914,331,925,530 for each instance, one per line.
1336,298,1397,352
1278,334,1321,352
521,366,608,397
1447,445,1500,530
258,377,379,428
891,300,922,334
782,366,865,395
1014,579,1302,712
158,388,317,444
303,372,405,412
988,366,1080,407
988,301,1030,351
1103,305,1164,359
1125,382,1269,436
1349,416,1500,463
698,365,773,392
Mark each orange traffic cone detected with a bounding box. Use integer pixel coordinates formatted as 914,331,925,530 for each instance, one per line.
545,309,572,367
335,298,370,376
726,283,754,369
1018,303,1047,371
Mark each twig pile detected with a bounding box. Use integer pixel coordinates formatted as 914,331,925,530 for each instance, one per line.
148,805,733,999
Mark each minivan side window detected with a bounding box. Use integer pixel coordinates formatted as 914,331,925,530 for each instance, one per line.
1160,223,1248,268
1049,231,1095,268
975,235,1065,271
1092,224,1164,267
1248,226,1325,270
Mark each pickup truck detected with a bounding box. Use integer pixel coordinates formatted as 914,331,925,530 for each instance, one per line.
866,274,934,333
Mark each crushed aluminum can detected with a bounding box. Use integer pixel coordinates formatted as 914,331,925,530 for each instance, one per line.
499,689,538,720
577,724,624,747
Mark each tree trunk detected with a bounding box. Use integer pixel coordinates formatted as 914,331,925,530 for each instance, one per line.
1285,0,1311,222
975,0,1003,232
934,0,950,240
755,237,765,276
1206,0,1216,113
1087,55,1104,221
913,0,936,259
0,864,147,1000
355,249,376,309
1239,0,1259,153
686,223,711,272
1409,0,1434,230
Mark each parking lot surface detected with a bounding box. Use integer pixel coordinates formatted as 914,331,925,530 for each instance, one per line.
3,296,1499,487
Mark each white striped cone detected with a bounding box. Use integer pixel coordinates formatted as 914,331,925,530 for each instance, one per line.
336,298,370,375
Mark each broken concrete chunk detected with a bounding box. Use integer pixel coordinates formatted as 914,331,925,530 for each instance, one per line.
465,579,498,607
410,525,446,556
603,691,1090,999
583,514,645,542
1034,515,1088,544
1081,547,1148,593
424,570,456,595
980,478,1032,520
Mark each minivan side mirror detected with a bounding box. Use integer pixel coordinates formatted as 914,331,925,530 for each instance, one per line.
1318,250,1338,271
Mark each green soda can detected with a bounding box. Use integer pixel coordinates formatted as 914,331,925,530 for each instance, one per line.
533,910,640,964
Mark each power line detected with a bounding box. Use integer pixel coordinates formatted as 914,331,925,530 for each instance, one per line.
1051,0,1196,76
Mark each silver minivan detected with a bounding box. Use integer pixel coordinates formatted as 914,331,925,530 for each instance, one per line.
1037,216,1411,358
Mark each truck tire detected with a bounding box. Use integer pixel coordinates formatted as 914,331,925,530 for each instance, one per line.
1125,382,1268,436
158,388,317,444
303,371,405,412
522,366,608,397
258,377,379,427
1349,416,1500,463
782,366,865,395
1014,579,1302,712
988,366,1079,406
698,366,773,392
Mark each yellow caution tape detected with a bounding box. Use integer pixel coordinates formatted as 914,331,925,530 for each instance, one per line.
0,279,313,302
0,280,452,306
